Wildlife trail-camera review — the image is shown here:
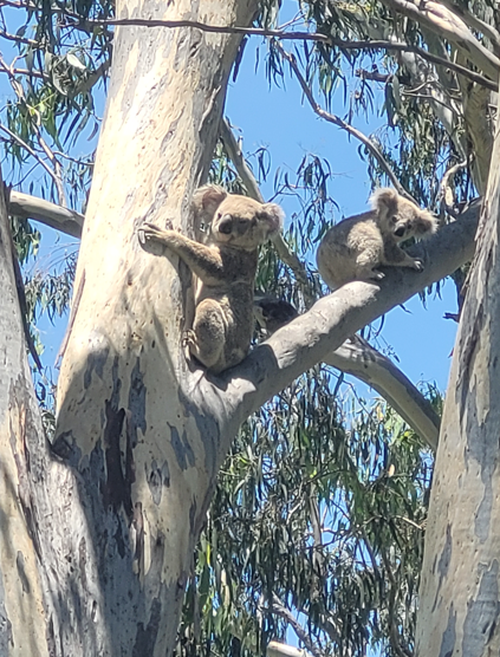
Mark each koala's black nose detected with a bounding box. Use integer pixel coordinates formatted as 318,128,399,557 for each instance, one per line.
394,226,406,238
219,218,233,234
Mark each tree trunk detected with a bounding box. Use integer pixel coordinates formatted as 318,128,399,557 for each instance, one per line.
0,177,52,656
0,1,257,655
415,111,500,653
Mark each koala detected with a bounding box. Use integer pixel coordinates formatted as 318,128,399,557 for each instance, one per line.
316,187,437,290
139,185,283,374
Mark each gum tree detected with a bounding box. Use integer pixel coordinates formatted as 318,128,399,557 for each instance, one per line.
0,1,497,656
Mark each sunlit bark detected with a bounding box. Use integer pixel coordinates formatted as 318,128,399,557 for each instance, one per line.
416,111,500,655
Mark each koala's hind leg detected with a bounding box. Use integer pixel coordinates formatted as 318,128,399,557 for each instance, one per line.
355,248,385,281
186,299,226,372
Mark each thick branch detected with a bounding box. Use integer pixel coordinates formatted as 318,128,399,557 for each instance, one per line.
214,201,480,438
380,0,500,79
8,191,84,238
325,336,440,450
439,0,500,52
267,642,312,657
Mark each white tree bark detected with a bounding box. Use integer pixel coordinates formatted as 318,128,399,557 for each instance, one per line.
0,178,51,656
415,108,500,653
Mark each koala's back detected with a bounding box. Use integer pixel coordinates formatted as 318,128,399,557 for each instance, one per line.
317,211,383,289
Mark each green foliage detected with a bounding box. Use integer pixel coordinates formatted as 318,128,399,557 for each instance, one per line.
177,375,434,657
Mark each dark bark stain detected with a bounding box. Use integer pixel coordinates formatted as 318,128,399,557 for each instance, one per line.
83,342,110,389
432,523,452,613
438,603,456,657
462,560,500,655
132,597,162,657
128,358,147,447
102,401,133,516
178,392,220,476
51,430,74,460
78,537,87,590
0,567,13,652
133,502,144,569
169,425,195,471
15,551,30,593
147,458,170,505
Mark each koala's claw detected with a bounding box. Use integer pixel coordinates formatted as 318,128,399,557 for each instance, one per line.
139,220,174,242
413,259,424,272
371,270,385,281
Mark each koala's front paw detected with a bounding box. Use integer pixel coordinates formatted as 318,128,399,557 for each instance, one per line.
412,259,424,272
139,221,172,243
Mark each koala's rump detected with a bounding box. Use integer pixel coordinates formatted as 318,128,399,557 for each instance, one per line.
318,213,383,288
195,281,254,371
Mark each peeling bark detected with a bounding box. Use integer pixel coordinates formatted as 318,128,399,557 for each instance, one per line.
416,107,500,655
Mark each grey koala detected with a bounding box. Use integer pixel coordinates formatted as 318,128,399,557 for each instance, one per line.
317,187,437,290
139,185,283,374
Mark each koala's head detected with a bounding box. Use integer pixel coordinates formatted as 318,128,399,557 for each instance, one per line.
371,187,438,242
192,185,284,250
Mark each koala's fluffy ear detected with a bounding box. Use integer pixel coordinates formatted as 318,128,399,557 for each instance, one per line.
370,187,399,219
192,185,228,220
261,202,285,234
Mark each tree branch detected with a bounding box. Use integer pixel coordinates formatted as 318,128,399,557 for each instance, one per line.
267,641,312,657
213,200,480,440
380,0,500,79
438,0,500,53
7,191,83,238
271,595,324,657
68,16,498,91
325,336,440,450
0,123,62,190
274,42,410,200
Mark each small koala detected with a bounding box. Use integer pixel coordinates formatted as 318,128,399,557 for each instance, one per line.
139,185,283,374
316,187,437,290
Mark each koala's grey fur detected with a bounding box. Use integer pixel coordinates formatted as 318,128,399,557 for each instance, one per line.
317,187,437,290
139,185,283,374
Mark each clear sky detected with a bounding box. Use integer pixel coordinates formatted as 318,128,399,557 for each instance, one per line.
3,16,458,395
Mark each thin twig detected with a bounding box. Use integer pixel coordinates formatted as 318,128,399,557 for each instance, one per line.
0,54,66,205
54,16,498,91
0,123,62,186
380,0,500,79
274,42,410,200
